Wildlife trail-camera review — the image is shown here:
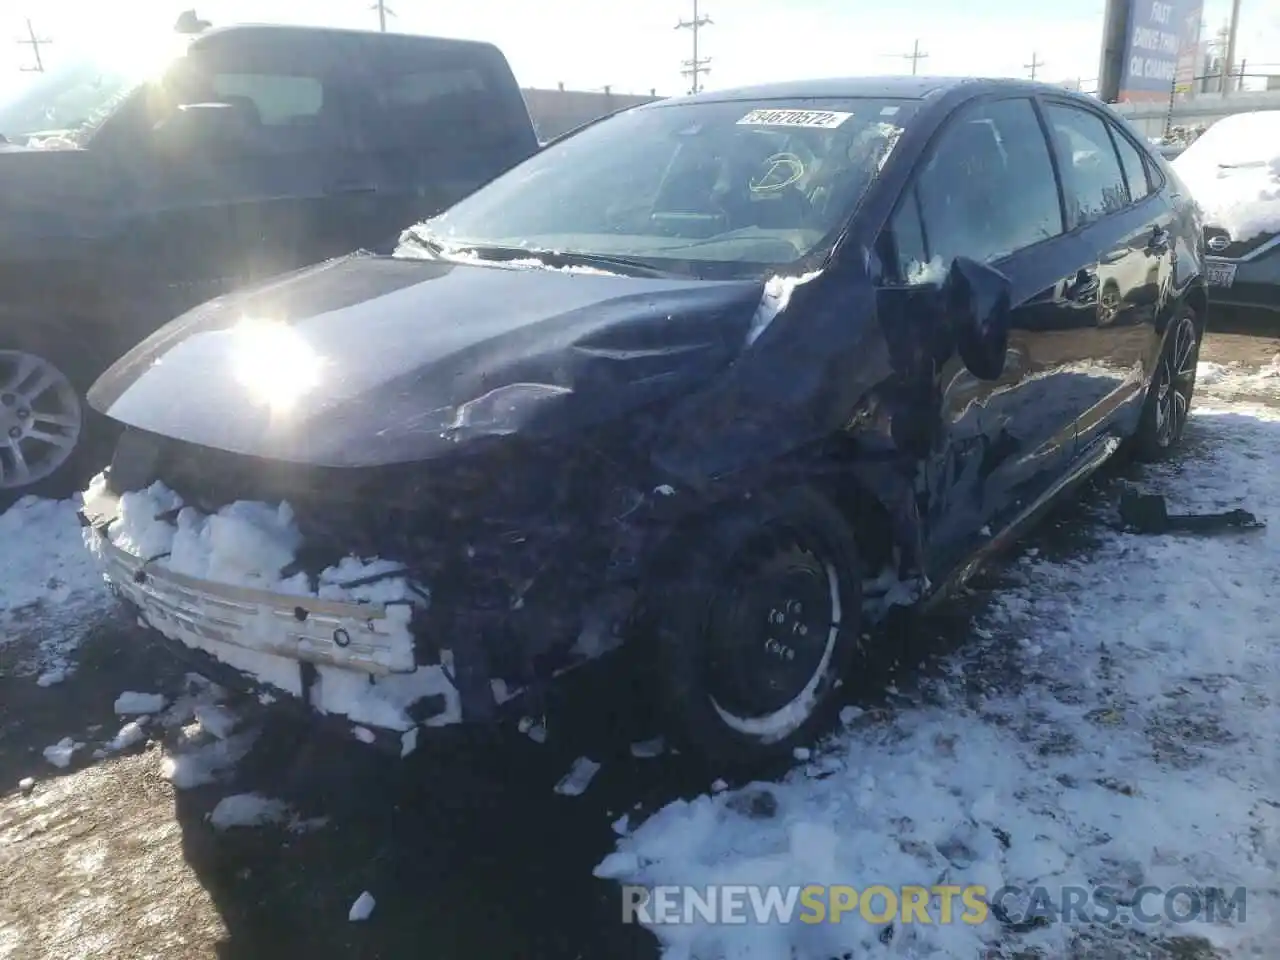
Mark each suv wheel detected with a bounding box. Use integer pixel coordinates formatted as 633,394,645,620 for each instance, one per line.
649,486,864,766
0,350,86,499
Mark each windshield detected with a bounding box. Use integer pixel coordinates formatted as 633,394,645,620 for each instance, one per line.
0,35,190,147
1174,111,1280,170
402,97,918,278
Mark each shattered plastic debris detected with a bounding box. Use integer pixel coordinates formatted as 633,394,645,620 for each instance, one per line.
554,756,602,796
348,891,376,922
42,736,82,768
113,691,168,715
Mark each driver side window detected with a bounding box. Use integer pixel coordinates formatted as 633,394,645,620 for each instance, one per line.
890,97,1064,283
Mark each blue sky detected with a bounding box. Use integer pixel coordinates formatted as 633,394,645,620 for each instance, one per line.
2,0,1277,99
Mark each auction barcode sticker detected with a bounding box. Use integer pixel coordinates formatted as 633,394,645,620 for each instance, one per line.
737,109,853,129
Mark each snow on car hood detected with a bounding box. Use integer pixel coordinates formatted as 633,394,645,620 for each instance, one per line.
1172,111,1280,243
88,253,766,467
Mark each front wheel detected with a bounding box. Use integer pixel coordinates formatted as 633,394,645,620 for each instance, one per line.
1132,308,1201,462
648,486,864,766
0,349,88,501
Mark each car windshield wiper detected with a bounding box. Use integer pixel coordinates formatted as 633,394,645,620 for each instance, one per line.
494,247,681,279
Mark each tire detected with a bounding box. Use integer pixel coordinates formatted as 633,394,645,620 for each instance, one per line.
648,486,864,767
0,348,107,507
1132,306,1201,462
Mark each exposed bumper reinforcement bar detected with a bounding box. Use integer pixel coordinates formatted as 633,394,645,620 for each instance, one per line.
82,492,415,677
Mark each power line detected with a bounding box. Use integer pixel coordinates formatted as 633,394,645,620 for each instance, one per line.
1025,51,1045,80
17,18,50,73
887,39,929,76
675,0,712,94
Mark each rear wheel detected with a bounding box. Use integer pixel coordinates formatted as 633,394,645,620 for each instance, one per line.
649,486,863,766
1133,308,1200,461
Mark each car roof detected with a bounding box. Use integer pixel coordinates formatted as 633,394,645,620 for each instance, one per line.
653,76,1095,107
191,22,501,54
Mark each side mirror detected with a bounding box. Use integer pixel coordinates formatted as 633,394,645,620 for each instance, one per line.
942,256,1012,381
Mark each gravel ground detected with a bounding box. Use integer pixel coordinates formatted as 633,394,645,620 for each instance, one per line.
1,325,1276,960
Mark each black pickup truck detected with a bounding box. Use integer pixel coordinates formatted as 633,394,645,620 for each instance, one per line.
0,23,538,501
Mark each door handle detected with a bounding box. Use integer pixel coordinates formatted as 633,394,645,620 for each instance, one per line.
1147,226,1171,254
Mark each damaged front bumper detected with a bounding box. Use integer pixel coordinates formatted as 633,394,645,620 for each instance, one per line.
81,486,464,753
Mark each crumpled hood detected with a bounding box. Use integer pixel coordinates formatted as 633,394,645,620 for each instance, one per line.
89,253,765,467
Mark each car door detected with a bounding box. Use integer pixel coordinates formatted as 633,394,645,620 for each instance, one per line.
1039,100,1169,453
883,95,1093,570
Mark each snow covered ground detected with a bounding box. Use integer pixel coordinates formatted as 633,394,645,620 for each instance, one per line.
0,495,113,685
597,363,1280,959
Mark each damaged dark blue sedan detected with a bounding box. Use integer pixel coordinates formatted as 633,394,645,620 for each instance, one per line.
80,77,1208,764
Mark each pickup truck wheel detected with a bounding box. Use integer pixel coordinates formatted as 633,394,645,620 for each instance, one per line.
650,487,863,767
1133,308,1200,462
0,350,86,500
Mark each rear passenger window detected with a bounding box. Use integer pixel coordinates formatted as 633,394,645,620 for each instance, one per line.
373,56,517,148
1043,103,1129,226
900,97,1062,275
1110,125,1151,202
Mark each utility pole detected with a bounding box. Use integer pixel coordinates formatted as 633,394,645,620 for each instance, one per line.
17,18,50,72
369,0,395,32
1025,51,1045,80
903,39,929,76
676,0,712,94
1222,0,1242,96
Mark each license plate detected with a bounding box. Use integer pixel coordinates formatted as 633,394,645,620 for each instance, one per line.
1207,261,1237,287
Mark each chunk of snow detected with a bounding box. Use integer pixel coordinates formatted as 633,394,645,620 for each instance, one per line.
710,778,729,793
352,726,376,744
653,484,676,497
745,271,820,345
192,703,238,740
554,756,601,796
36,668,67,687
160,729,257,789
791,746,811,761
113,692,168,715
42,737,81,768
209,793,289,830
518,716,548,744
1173,111,1280,243
629,737,665,759
18,777,35,795
348,891,376,922
399,727,419,758
107,721,147,751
